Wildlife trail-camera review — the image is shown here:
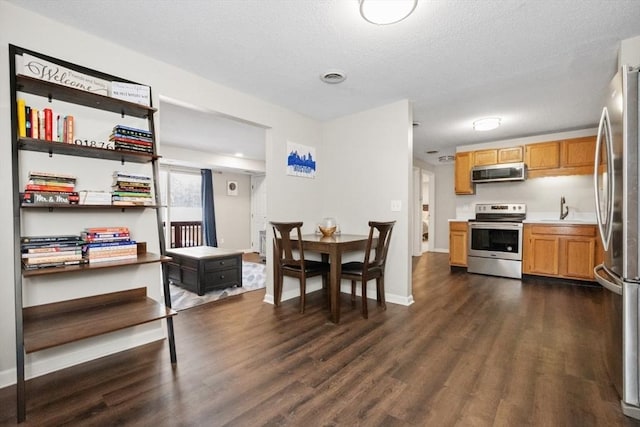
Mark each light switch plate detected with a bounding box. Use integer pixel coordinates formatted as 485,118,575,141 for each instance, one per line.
391,200,402,211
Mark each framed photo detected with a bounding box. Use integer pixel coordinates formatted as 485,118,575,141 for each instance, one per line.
227,180,238,196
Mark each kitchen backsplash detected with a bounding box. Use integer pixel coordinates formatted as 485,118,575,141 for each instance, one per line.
455,174,595,220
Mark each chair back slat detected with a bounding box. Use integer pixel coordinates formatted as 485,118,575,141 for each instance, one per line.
270,221,304,268
366,221,395,269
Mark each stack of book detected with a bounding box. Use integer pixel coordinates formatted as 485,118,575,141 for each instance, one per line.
112,171,153,205
109,125,153,154
21,235,86,270
21,171,79,205
16,99,74,142
81,227,137,263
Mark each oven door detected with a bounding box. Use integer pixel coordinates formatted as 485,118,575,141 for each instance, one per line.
468,222,523,261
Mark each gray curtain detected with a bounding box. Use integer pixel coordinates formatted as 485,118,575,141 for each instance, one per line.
201,169,217,247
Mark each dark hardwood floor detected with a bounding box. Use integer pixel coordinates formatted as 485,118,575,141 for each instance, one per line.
2,252,639,426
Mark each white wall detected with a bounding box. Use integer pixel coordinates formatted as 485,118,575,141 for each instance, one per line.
321,100,414,305
213,170,251,250
0,0,324,386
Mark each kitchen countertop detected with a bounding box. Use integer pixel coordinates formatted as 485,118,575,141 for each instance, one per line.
449,218,597,225
522,219,597,225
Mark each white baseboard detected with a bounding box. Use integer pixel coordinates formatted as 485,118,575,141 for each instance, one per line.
433,247,449,253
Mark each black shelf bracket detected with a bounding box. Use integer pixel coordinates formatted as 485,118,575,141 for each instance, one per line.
47,94,52,103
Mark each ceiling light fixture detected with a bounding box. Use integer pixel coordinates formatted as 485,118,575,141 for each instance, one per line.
438,155,455,162
359,0,417,25
473,117,501,131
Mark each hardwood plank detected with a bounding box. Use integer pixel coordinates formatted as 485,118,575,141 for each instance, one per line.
2,252,640,426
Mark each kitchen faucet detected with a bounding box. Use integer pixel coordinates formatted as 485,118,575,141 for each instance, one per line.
560,196,569,220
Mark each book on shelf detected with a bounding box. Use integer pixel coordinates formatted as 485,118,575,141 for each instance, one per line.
64,115,74,143
23,246,83,254
21,235,84,244
38,110,45,140
87,254,138,264
114,180,151,188
84,226,130,233
113,171,151,181
110,134,153,144
83,240,136,248
113,124,152,136
85,247,138,257
29,170,77,180
30,107,38,139
25,105,31,138
17,99,26,137
28,177,76,186
22,191,80,205
25,184,76,192
57,114,63,141
22,259,88,271
43,108,53,141
78,191,112,205
22,249,82,259
23,253,83,265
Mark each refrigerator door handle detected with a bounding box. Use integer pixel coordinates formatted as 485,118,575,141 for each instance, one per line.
595,263,623,295
594,106,614,251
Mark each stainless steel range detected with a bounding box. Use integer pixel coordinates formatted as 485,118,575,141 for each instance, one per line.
467,203,526,279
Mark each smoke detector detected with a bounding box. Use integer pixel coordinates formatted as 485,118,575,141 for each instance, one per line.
320,70,347,84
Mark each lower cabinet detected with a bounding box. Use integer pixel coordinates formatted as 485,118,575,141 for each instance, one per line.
523,223,603,281
449,221,468,267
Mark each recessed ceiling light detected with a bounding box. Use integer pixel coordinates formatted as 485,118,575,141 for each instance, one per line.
426,150,438,154
235,152,244,157
359,0,418,25
438,155,455,162
412,121,421,127
473,117,501,131
320,70,346,84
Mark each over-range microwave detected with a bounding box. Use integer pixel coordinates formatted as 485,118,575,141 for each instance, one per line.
471,162,527,183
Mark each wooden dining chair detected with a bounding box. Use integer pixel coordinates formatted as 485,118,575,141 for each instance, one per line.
341,220,396,319
270,221,329,313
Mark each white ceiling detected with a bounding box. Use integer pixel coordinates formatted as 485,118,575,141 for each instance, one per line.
8,0,640,164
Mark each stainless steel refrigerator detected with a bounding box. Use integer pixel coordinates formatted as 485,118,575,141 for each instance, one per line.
594,64,640,420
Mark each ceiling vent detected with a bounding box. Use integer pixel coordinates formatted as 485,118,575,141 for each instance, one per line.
320,70,346,84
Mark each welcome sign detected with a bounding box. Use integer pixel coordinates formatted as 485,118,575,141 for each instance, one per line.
22,53,110,96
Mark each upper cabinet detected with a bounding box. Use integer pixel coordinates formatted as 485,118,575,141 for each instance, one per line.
526,136,596,178
473,146,523,166
525,141,561,171
452,135,595,195
454,151,474,195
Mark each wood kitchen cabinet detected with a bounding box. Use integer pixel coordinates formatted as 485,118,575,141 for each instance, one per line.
523,223,603,281
473,146,523,166
454,151,474,195
525,136,596,178
449,221,468,267
525,141,561,172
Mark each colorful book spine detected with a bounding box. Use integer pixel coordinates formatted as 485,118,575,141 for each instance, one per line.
25,105,31,138
64,115,74,143
17,99,26,137
44,108,53,141
31,108,38,139
22,191,80,204
25,184,76,192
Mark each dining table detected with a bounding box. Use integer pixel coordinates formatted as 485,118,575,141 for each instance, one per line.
294,233,373,324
